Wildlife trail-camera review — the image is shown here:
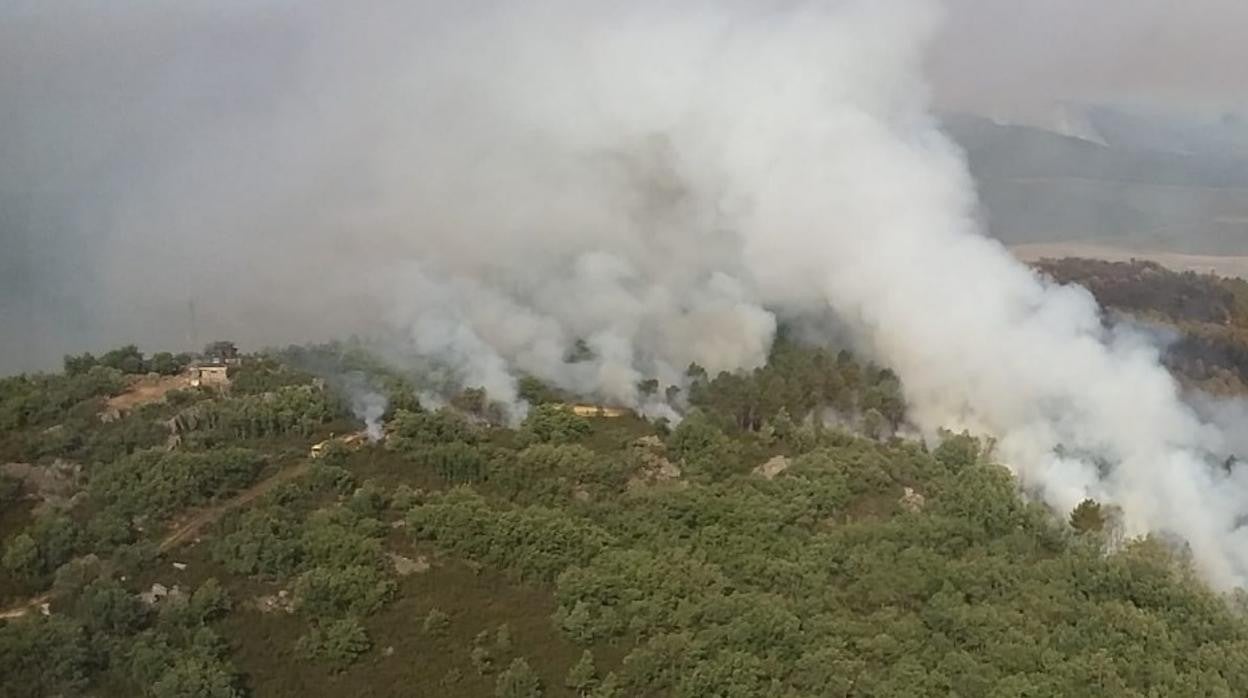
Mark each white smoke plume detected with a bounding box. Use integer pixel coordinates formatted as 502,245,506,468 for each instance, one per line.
7,1,1248,587
326,371,389,441
351,389,389,443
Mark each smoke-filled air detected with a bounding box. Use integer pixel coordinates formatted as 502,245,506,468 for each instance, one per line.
6,0,1248,591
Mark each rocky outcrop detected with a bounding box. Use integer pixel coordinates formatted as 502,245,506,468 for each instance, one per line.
627,436,683,490
753,455,791,480
1,460,81,499
899,487,926,513
390,553,431,576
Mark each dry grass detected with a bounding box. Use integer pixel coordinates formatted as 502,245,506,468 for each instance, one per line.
220,548,625,698
105,373,193,412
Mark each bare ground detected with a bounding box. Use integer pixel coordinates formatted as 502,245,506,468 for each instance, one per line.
106,373,194,412
1011,242,1248,279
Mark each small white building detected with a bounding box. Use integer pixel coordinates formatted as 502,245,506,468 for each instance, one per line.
189,363,230,389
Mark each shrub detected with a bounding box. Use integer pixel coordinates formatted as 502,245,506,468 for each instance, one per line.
172,385,342,440
189,578,232,623
307,463,357,496
519,404,591,446
89,447,266,520
5,513,84,582
110,540,159,576
73,578,151,637
211,506,304,578
491,444,601,504
472,645,495,675
0,615,93,696
391,484,422,510
347,481,389,519
295,618,372,672
2,533,41,582
407,489,614,582
388,408,480,450
86,510,137,549
99,345,148,374
148,351,188,376
588,672,621,698
566,650,599,694
150,657,244,698
51,555,104,599
0,472,23,507
300,507,387,570
294,565,395,617
495,657,543,698
423,608,451,636
495,623,513,654
421,442,490,484
0,366,125,431
666,411,739,481
932,430,983,472
1070,498,1107,534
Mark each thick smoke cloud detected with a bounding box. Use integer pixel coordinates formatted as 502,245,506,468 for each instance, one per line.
6,1,1248,587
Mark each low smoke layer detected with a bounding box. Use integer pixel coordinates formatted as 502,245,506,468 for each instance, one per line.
5,1,1248,587
932,0,1248,117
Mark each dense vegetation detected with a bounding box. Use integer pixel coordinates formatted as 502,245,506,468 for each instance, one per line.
2,326,1248,696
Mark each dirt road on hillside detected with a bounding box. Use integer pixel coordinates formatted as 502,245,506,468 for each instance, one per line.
159,462,309,553
0,462,310,620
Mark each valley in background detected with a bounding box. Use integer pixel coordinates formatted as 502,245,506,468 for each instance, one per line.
5,257,1248,697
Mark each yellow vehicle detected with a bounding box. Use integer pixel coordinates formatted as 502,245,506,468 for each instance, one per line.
309,431,368,459
562,403,630,418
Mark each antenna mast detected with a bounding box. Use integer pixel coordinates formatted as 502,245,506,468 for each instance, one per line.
187,298,198,353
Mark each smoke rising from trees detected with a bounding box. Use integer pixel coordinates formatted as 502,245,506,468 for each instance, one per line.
6,1,1248,586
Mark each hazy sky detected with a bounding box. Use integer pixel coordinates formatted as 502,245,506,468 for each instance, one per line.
932,0,1248,116
2,1,1246,374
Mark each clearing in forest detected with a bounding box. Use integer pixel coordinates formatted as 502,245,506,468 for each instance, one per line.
105,373,194,413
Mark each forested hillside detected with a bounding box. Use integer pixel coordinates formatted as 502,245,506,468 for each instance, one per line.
942,113,1248,255
1034,257,1248,395
2,336,1248,697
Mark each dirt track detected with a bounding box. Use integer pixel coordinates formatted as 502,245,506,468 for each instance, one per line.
158,462,309,553
0,592,50,620
0,462,310,620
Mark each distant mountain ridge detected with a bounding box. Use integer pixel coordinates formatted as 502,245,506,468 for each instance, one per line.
941,107,1248,255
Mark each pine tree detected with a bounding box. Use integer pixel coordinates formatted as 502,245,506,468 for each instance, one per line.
771,406,796,441
495,623,513,654
1069,498,1106,533
471,645,495,675
495,657,542,698
565,650,598,695
588,672,621,698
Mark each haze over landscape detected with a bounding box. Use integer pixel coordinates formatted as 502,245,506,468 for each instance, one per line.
6,3,1248,696
5,1,1248,372
7,0,1248,586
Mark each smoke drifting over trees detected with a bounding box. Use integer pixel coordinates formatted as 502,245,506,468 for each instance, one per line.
6,1,1248,587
